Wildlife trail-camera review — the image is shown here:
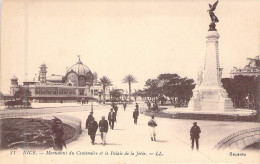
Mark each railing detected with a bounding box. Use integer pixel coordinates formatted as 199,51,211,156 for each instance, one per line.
214,127,260,150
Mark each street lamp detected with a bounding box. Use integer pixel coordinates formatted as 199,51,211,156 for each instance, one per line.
91,88,94,112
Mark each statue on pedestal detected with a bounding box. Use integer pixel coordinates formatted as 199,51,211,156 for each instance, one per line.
208,0,219,31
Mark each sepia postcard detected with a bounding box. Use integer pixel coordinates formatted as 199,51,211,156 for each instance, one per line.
0,0,260,163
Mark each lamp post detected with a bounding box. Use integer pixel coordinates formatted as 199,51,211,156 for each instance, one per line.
91,88,93,112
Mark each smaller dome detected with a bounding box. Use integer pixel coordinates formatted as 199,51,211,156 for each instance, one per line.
40,63,47,68
11,75,18,81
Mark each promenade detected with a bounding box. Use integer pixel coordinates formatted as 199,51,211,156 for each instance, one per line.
0,102,259,163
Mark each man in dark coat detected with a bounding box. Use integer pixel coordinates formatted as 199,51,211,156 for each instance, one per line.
99,116,109,146
85,111,94,129
114,104,118,116
108,108,116,129
133,108,139,124
52,117,66,150
190,122,201,151
88,118,98,145
82,98,85,105
123,102,127,111
136,103,139,111
111,102,115,109
147,101,151,110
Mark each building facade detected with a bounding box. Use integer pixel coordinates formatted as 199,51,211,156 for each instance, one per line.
230,55,260,103
230,55,260,77
9,57,106,102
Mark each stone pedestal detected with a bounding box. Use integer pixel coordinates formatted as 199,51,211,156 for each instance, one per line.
189,31,234,112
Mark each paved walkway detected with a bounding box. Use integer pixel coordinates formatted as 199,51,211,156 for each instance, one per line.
0,103,259,163
0,102,98,110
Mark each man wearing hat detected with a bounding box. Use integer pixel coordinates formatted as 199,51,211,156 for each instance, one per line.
148,115,157,141
86,111,94,129
108,108,116,130
133,108,139,124
190,122,201,151
88,118,98,145
52,117,66,150
99,116,109,146
135,103,139,111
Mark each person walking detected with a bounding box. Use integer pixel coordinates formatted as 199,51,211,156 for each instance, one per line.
190,122,201,151
114,104,118,116
88,118,98,145
108,108,116,130
85,111,94,129
111,102,115,109
147,101,151,110
148,115,157,141
123,102,127,111
133,108,139,124
136,103,139,111
99,116,109,146
52,117,66,150
82,98,84,105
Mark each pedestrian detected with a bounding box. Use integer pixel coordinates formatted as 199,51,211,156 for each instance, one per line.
111,102,115,109
136,103,139,111
99,116,109,146
123,102,127,111
114,104,118,116
147,101,151,110
133,108,139,124
148,115,157,141
190,122,201,151
88,118,98,145
108,108,116,129
52,117,66,150
155,103,159,112
85,111,94,129
82,98,84,105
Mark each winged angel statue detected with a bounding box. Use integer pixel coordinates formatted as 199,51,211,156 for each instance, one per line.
208,0,219,31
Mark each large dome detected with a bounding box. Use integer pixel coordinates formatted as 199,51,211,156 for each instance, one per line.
67,59,91,76
65,57,93,87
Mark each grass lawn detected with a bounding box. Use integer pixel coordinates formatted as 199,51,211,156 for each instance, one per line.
0,118,76,149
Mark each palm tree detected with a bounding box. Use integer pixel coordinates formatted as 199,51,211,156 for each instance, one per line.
99,76,112,104
122,74,137,102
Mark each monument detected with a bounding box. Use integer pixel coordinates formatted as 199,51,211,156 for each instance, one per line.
189,0,234,111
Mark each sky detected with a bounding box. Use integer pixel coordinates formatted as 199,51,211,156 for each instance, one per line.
1,0,260,94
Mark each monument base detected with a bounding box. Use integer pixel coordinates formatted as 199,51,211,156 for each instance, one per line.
188,87,234,112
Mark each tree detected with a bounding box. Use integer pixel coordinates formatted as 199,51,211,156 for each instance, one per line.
122,74,137,102
98,76,112,104
144,79,160,103
143,73,195,107
14,87,32,102
110,89,123,102
132,90,143,101
175,77,195,107
158,95,167,105
222,75,257,109
157,73,180,106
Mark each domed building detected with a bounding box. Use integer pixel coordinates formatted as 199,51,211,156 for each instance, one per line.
9,56,98,102
65,58,93,87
